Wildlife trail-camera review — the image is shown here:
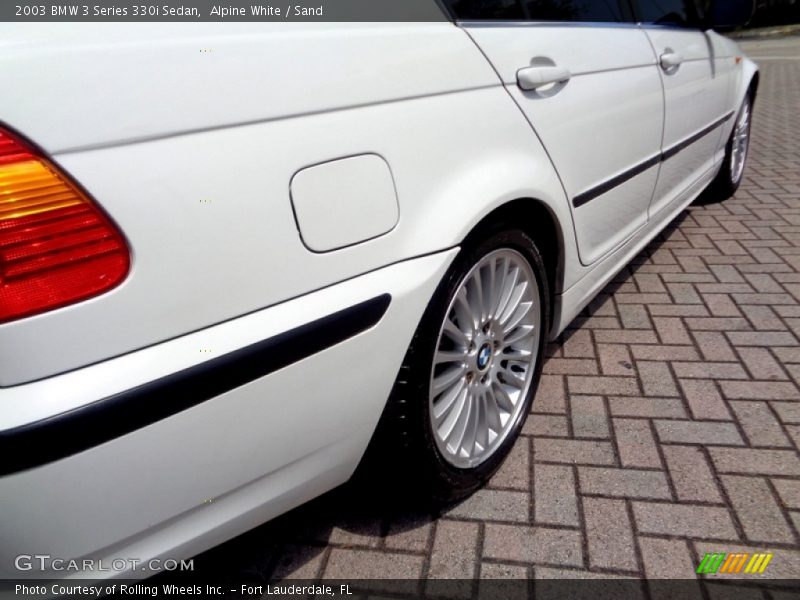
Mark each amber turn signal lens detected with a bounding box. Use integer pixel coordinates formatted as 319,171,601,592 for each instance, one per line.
0,128,130,323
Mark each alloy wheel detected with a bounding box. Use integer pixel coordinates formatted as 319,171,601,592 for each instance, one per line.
428,248,541,469
731,100,751,185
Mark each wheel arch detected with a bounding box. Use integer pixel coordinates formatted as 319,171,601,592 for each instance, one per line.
747,69,760,104
460,197,565,338
739,58,760,108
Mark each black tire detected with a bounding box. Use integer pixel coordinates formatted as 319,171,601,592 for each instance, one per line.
357,227,549,504
706,96,752,202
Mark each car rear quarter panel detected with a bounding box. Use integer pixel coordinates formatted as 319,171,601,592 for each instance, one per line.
0,23,573,385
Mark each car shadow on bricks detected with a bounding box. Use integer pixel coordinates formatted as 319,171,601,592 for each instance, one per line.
155,481,440,583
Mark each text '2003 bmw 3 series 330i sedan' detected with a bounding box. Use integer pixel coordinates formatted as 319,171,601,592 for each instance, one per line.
0,0,758,581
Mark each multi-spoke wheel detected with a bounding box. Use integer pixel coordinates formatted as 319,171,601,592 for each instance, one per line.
430,248,540,469
708,95,753,202
730,99,751,186
359,228,548,502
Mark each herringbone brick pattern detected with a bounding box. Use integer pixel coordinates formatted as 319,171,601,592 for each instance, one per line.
196,43,800,585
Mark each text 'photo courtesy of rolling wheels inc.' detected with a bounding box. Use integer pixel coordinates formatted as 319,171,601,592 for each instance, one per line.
1,0,800,599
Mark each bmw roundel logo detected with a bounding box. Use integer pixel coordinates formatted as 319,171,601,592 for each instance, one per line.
477,343,492,370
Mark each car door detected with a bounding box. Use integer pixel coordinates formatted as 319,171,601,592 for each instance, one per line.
454,0,665,266
636,0,732,218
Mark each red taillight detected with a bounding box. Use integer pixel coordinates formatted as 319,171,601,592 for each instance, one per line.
0,128,130,323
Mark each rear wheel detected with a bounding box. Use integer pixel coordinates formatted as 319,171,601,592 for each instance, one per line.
707,96,752,201
361,228,549,503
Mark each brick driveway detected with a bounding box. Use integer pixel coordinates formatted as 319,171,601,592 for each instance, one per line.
195,38,800,586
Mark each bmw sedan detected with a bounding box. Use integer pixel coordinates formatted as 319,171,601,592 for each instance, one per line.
0,0,758,580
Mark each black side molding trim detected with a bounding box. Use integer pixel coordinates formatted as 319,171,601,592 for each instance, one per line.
0,294,391,477
572,111,735,209
661,111,735,162
573,154,661,209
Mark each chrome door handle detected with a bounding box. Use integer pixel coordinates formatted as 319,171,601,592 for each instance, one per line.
660,51,684,72
517,65,571,91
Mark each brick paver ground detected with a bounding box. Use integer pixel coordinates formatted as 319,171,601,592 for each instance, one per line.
193,38,800,585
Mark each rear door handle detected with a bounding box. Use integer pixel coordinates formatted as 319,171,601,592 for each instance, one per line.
517,65,571,91
660,51,684,72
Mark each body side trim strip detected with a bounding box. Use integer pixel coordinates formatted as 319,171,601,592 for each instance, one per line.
572,111,734,208
0,294,391,477
573,154,661,208
662,112,734,161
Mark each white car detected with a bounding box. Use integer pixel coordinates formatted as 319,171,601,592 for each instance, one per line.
0,0,758,580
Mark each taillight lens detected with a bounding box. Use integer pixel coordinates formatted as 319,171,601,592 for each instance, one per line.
0,128,130,323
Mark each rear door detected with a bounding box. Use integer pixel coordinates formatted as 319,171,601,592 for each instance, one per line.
636,0,732,218
455,0,665,265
